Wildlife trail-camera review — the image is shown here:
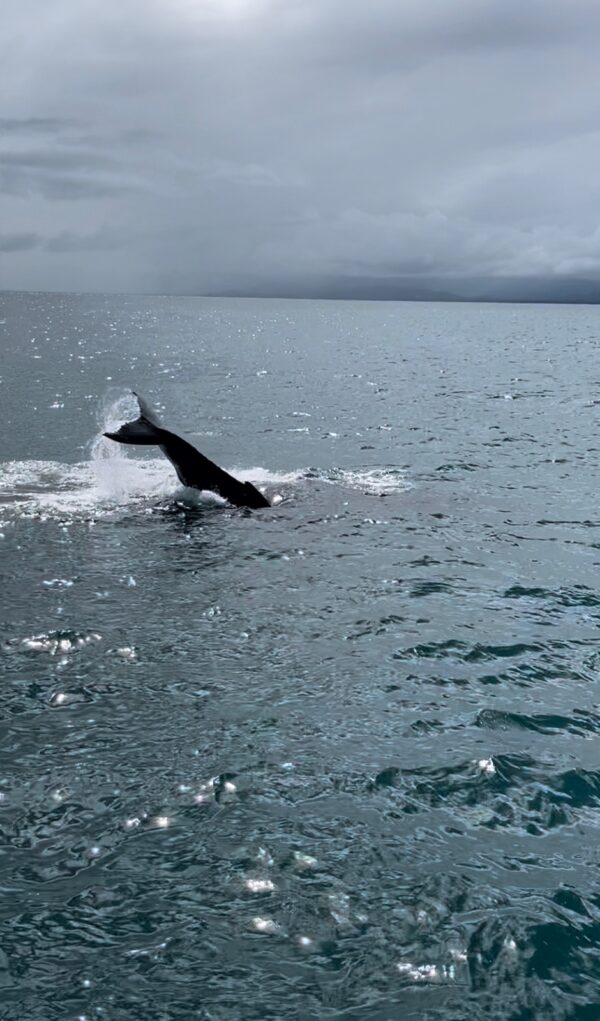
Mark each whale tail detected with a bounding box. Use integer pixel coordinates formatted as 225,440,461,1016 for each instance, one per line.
104,392,163,445
103,391,271,508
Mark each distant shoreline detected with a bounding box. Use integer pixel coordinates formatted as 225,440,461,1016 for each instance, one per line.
2,280,600,306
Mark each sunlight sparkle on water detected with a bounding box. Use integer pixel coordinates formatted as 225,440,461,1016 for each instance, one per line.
114,646,137,661
396,962,446,983
293,851,317,869
251,917,281,934
244,878,276,893
150,815,171,829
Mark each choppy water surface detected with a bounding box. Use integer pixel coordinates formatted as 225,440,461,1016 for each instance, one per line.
1,292,600,1020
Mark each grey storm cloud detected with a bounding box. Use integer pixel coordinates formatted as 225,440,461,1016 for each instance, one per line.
0,117,78,135
44,227,126,252
2,0,600,294
0,232,42,252
0,146,138,200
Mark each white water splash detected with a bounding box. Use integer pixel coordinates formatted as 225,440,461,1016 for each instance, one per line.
0,394,409,520
0,459,408,520
89,391,165,505
0,458,173,520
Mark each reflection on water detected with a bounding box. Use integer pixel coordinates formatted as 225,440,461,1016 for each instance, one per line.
1,292,600,1019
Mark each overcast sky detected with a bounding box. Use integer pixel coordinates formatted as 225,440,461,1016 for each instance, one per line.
2,0,600,294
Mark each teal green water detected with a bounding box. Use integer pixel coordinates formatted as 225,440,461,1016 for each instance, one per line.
1,292,600,1020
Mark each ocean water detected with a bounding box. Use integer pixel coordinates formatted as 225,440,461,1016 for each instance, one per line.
1,291,600,1020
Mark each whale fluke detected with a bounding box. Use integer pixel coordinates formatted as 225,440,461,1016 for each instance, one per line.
132,391,162,426
104,392,270,509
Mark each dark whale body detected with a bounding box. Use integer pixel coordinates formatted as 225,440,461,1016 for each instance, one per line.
104,393,270,509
